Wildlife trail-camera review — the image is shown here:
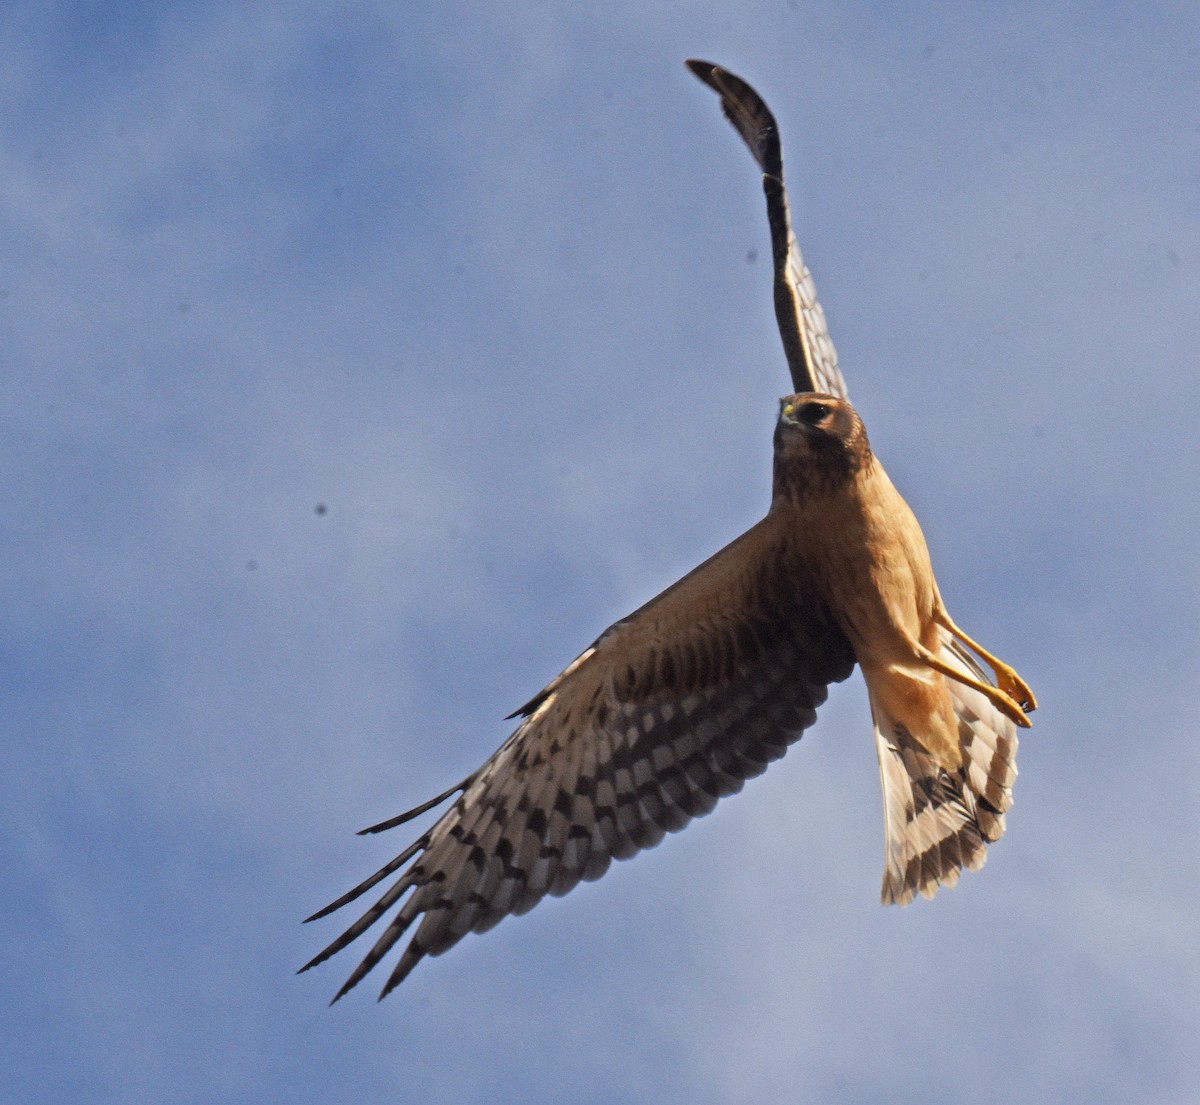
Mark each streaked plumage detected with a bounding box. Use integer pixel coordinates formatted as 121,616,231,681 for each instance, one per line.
301,62,1035,1002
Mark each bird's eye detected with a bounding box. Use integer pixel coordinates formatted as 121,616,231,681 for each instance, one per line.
798,402,829,425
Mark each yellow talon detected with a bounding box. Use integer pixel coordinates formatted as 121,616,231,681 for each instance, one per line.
917,644,1034,729
993,662,1037,714
934,611,1037,717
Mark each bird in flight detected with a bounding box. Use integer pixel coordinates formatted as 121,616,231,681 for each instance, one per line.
301,60,1036,1003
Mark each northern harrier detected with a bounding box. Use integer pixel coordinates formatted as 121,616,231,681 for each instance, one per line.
301,61,1036,1002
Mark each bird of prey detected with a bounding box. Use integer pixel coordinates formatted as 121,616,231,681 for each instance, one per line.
301,60,1036,1003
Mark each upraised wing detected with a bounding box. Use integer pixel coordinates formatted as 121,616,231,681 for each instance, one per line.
687,59,848,401
871,634,1019,905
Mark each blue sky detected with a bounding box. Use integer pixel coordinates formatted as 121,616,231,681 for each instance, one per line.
3,3,1198,1103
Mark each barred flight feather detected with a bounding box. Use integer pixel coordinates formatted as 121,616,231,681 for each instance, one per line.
873,631,1020,906
301,520,855,1000
302,61,1035,1003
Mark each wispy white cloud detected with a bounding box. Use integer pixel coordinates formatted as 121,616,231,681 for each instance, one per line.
2,2,1197,1103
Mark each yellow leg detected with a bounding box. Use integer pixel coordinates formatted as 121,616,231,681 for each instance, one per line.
915,643,1033,728
935,612,1037,713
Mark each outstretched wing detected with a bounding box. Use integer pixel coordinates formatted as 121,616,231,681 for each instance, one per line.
687,59,848,401
871,633,1018,905
301,519,855,1000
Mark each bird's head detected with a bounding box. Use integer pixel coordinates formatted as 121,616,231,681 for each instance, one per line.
772,393,872,501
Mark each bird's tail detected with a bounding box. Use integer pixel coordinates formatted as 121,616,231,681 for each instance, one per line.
870,633,1018,905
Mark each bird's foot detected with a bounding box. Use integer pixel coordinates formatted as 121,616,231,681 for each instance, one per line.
992,661,1037,715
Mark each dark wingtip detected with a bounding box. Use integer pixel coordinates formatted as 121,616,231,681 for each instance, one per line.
505,690,548,720
685,59,724,91
298,924,359,974
377,945,422,1001
357,779,468,834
